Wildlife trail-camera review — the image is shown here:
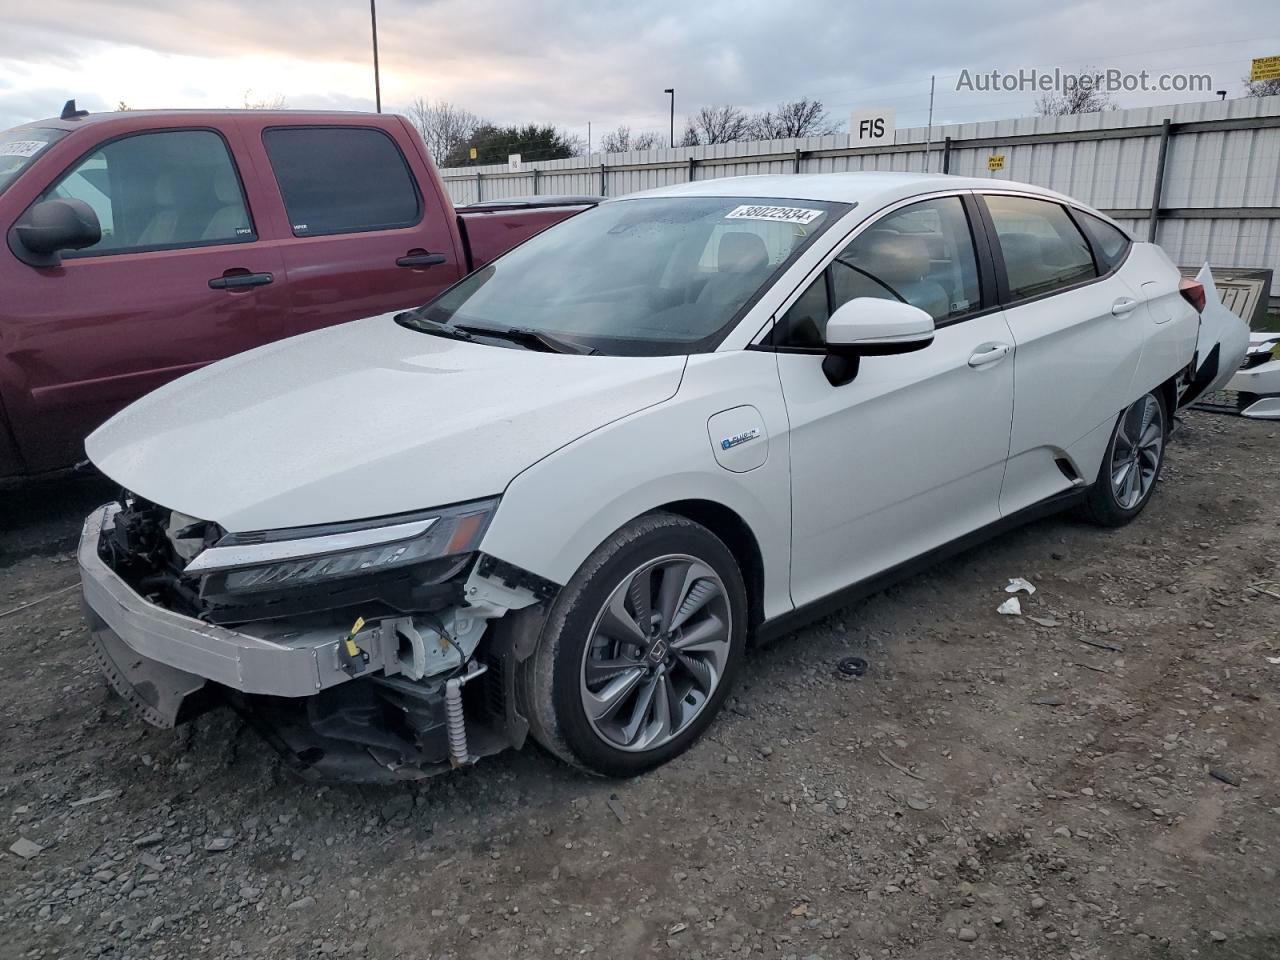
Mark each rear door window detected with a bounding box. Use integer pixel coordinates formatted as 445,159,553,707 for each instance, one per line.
262,127,421,237
37,129,254,256
983,194,1097,301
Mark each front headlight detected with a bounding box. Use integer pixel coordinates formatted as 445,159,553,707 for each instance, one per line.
185,498,498,596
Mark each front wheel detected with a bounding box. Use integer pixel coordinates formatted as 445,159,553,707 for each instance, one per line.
520,512,747,777
1081,389,1168,526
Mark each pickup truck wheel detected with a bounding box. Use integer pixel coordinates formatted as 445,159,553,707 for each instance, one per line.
520,512,747,777
1081,389,1168,527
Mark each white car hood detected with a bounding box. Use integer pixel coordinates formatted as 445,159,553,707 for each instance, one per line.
86,315,686,532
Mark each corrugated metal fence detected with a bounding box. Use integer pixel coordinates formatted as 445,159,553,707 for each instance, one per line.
438,96,1280,299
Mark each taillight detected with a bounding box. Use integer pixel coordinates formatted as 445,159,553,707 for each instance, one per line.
1179,278,1206,313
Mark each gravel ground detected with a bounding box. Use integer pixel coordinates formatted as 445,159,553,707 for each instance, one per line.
1,410,1278,960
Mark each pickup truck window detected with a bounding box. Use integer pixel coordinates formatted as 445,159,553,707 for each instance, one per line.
411,196,848,356
0,127,67,196
262,127,421,237
36,129,255,257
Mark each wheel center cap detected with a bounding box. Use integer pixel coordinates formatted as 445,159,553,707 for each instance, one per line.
648,638,668,663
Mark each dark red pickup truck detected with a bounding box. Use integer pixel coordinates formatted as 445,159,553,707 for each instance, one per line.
0,104,595,481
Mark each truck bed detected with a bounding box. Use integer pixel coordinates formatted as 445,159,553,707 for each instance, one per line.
456,197,601,271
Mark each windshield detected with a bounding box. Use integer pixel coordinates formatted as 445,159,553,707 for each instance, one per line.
0,127,67,196
410,196,848,355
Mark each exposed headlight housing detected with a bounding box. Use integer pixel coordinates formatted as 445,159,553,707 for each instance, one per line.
187,498,498,598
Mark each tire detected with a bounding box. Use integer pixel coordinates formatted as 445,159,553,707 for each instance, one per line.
519,511,748,778
1080,388,1168,527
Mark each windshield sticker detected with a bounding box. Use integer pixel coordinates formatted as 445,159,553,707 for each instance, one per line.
725,204,824,225
0,140,47,159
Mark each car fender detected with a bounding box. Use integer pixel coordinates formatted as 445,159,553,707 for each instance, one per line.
476,350,795,622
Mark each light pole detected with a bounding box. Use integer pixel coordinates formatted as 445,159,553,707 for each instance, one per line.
370,0,382,113
664,88,674,145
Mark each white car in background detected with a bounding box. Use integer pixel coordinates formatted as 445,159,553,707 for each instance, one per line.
79,172,1246,782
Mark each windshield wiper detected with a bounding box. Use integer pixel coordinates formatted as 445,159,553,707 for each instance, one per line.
454,323,597,355
394,312,475,342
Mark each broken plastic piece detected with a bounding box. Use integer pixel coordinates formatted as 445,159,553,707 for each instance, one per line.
997,597,1022,616
1005,578,1036,595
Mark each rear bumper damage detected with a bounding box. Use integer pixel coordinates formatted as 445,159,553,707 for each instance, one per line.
79,504,553,782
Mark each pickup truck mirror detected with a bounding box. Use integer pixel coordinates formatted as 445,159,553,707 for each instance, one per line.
8,198,101,267
821,297,935,387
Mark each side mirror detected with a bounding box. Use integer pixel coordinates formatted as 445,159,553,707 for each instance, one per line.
8,198,101,267
822,297,935,386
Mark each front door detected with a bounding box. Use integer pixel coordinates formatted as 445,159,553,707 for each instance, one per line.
771,194,1015,608
0,127,289,473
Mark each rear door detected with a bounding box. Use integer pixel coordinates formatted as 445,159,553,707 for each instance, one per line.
0,124,289,473
247,121,465,335
978,192,1148,516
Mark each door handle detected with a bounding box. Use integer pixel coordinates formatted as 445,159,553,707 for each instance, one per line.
1111,297,1138,317
968,343,1011,368
209,272,273,290
396,252,447,268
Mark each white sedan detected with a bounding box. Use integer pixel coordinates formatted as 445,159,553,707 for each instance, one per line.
79,172,1246,782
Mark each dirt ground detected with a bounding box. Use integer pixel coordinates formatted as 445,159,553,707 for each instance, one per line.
1,410,1277,960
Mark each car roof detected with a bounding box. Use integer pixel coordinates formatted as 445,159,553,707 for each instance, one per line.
619,171,1078,209
12,108,394,134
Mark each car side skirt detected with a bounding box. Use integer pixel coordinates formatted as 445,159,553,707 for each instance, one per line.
755,488,1087,644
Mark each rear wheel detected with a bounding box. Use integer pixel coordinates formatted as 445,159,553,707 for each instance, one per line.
520,512,747,777
1081,389,1167,526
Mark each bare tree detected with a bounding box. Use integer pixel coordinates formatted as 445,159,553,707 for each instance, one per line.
115,101,131,111
1244,75,1280,97
687,105,751,144
1035,70,1115,115
407,98,482,163
242,90,287,110
599,125,667,153
678,121,702,147
750,97,840,139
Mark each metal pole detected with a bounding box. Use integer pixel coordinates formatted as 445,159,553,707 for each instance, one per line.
587,121,591,157
532,168,540,196
1147,118,1172,243
370,0,382,113
924,75,935,172
599,162,606,196
942,136,952,174
475,172,482,203
665,88,675,145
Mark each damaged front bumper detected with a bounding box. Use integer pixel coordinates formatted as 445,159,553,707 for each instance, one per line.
79,504,553,781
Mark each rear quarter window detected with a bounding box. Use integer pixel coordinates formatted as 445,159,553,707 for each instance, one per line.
1077,211,1131,269
262,127,421,237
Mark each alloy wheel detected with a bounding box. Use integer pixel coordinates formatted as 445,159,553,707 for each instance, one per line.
1110,393,1164,510
579,554,731,752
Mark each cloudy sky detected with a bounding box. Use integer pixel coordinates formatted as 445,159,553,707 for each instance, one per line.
3,0,1278,140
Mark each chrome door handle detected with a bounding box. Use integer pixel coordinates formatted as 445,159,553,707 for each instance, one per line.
968,343,1011,368
1111,297,1138,317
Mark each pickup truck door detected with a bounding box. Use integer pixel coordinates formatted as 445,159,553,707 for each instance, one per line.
0,123,290,474
238,118,466,335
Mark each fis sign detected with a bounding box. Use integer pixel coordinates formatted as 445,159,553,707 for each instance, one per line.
850,107,895,148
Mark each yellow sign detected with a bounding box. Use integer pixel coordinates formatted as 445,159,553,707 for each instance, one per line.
1251,56,1280,83
987,154,1005,171
469,147,478,160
